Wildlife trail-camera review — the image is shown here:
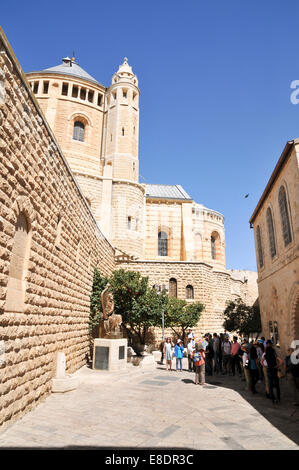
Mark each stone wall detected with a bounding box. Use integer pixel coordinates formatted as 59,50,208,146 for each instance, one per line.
116,260,258,341
250,142,299,356
0,29,115,429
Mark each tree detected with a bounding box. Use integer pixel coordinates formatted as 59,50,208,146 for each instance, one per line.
89,268,109,332
164,297,204,344
109,269,164,348
223,298,261,338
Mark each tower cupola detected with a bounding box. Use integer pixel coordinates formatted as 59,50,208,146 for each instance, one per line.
112,57,138,87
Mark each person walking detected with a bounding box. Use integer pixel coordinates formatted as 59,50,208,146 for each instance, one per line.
164,337,173,371
262,340,283,404
193,342,206,385
248,344,259,394
286,348,299,406
159,338,165,364
241,345,251,391
231,336,242,377
213,333,221,374
174,339,184,372
222,336,232,375
187,337,195,372
205,334,214,376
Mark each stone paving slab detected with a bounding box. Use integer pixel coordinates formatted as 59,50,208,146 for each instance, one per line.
0,358,298,450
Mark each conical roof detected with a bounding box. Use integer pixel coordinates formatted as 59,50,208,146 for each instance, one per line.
29,57,101,85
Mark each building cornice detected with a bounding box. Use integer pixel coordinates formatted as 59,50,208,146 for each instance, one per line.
249,139,296,227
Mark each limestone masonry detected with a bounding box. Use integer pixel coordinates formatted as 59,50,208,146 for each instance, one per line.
0,29,115,429
0,27,257,429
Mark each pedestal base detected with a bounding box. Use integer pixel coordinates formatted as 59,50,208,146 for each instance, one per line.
93,338,127,371
52,375,78,393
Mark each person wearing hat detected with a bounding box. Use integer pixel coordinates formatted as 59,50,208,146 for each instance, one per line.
174,339,184,372
192,342,206,385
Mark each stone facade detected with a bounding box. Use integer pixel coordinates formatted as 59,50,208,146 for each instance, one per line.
116,260,258,338
249,140,299,356
26,53,227,268
0,29,115,429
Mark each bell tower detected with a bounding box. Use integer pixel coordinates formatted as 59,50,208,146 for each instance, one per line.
103,58,139,182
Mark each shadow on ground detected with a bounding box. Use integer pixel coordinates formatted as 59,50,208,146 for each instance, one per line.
200,371,299,445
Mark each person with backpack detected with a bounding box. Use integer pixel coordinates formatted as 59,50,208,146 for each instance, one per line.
262,340,283,404
193,342,206,385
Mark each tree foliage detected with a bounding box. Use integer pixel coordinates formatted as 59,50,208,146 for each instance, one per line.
109,269,165,346
223,298,261,338
164,297,204,344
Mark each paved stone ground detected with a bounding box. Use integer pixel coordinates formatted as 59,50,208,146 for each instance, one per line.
0,358,298,450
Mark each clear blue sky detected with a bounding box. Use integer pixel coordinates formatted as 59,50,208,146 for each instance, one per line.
2,0,299,271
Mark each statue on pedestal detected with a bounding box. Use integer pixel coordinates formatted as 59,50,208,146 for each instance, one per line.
99,284,122,339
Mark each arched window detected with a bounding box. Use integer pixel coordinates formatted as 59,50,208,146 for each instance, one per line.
5,212,31,312
266,208,276,258
186,285,194,299
278,186,292,246
256,225,264,268
169,278,177,298
158,231,168,256
73,121,85,142
211,236,216,260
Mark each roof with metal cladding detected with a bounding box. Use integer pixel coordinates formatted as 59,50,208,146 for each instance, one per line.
28,57,101,86
145,184,192,200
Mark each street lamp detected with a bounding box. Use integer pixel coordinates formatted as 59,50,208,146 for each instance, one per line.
154,283,168,340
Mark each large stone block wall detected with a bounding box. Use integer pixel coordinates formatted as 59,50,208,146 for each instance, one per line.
116,260,258,341
111,181,145,258
251,143,299,356
0,30,115,429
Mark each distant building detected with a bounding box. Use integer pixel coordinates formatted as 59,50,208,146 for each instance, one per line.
249,140,299,355
26,55,258,334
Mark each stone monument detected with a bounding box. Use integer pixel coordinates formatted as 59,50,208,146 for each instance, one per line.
52,351,78,392
93,284,127,371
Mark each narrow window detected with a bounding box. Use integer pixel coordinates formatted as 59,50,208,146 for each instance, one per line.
274,321,280,347
72,85,78,98
97,94,102,106
113,91,117,100
186,285,194,300
73,121,85,142
269,321,274,343
256,225,264,268
43,81,49,94
278,186,292,246
169,278,177,298
158,231,168,256
5,213,31,312
266,208,276,258
122,127,125,136
211,236,216,260
128,216,132,229
123,89,127,98
133,126,135,134
62,82,69,96
80,88,86,100
88,90,94,103
33,81,39,94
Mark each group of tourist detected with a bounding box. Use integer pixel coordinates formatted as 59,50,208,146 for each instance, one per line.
161,329,299,406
